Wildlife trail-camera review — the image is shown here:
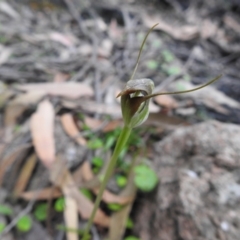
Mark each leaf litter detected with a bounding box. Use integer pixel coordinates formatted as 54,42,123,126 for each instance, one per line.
0,0,240,239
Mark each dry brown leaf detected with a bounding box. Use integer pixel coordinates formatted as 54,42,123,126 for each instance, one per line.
13,154,37,197
64,196,78,240
50,158,110,227
16,82,93,100
84,116,103,130
9,91,45,106
154,95,178,109
20,187,62,200
200,19,218,39
109,158,137,240
224,14,240,33
61,113,86,146
62,99,122,117
30,100,55,168
143,14,198,40
4,104,26,127
146,112,188,127
103,120,122,132
53,72,70,82
49,32,78,47
0,144,30,186
81,162,134,205
0,46,12,65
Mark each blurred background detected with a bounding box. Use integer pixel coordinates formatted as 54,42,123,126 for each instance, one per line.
0,0,240,239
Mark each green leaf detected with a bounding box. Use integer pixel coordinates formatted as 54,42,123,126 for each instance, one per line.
0,222,6,233
152,39,162,48
166,66,181,76
126,218,134,229
116,175,127,188
54,197,65,212
87,138,103,149
105,135,116,150
124,236,140,240
34,203,47,221
107,203,123,211
162,50,174,63
16,215,32,232
146,60,158,70
0,204,13,216
92,157,104,168
134,165,158,192
80,189,93,200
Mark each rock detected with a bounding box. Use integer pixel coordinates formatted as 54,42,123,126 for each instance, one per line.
134,120,240,240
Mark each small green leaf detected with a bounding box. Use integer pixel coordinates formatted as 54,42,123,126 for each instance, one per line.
16,215,32,232
146,60,158,70
0,204,13,216
124,236,140,240
116,175,127,188
87,138,103,149
107,203,123,211
126,218,134,229
80,189,93,200
162,50,174,63
34,203,47,221
0,222,6,233
134,165,158,192
105,135,116,150
92,157,104,168
152,39,162,48
166,66,181,76
54,197,65,212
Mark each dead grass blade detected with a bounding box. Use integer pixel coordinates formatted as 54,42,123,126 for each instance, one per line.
13,154,37,197
30,100,55,168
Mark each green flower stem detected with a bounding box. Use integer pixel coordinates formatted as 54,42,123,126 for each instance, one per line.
82,125,132,240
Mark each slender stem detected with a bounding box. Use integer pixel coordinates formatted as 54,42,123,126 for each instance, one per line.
82,125,132,240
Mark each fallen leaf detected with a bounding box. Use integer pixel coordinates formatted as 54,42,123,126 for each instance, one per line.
62,99,122,117
81,162,134,205
200,19,218,39
61,113,86,146
50,158,110,226
224,14,240,33
15,82,93,100
0,144,31,186
64,195,78,240
103,120,122,132
154,95,178,109
143,14,198,40
30,100,55,168
169,80,240,110
53,72,70,82
13,154,37,197
84,116,103,130
20,187,62,200
109,156,137,240
49,32,78,47
9,91,45,106
0,1,20,19
4,104,26,127
0,46,12,65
